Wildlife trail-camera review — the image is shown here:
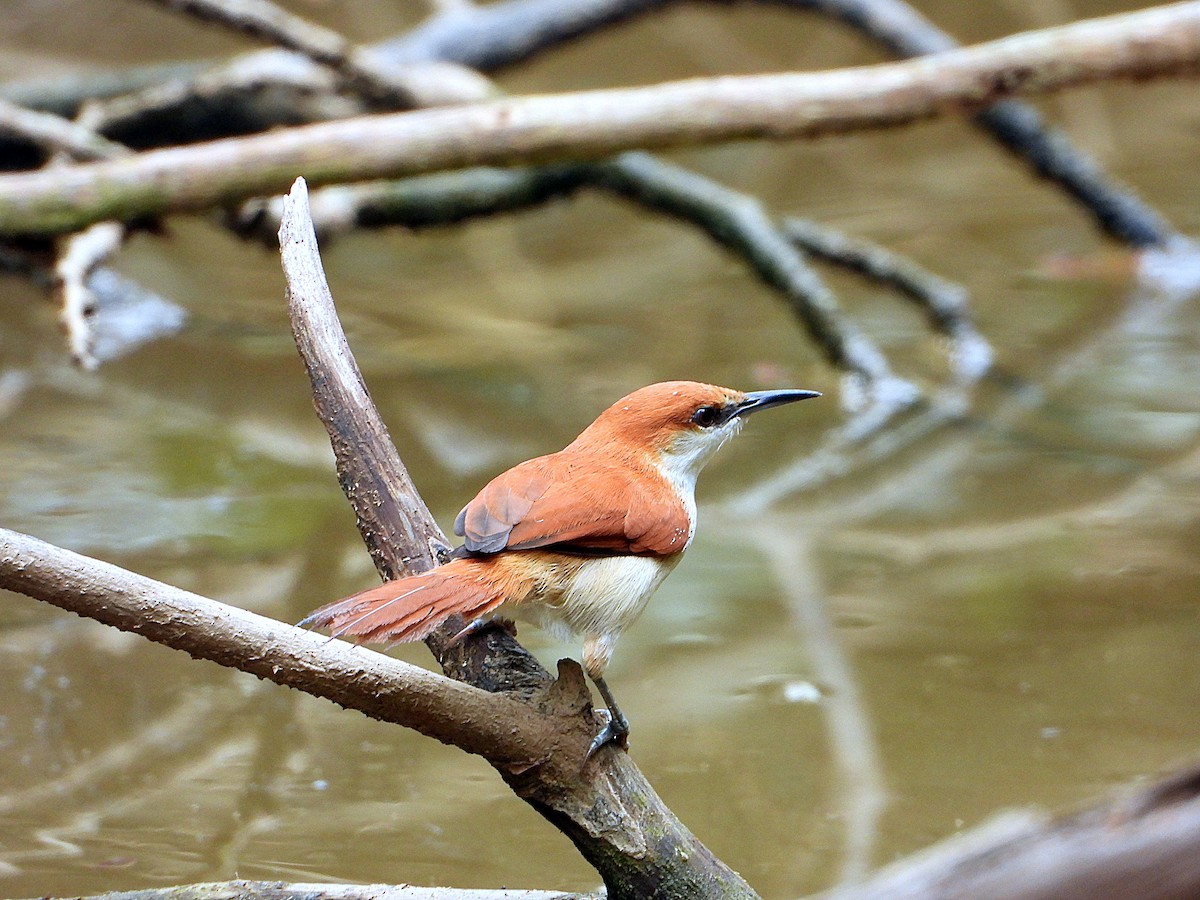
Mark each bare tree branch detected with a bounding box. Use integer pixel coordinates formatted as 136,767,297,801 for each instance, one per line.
2,0,1179,248
0,527,565,765
384,0,666,69
245,162,971,411
143,0,459,109
0,96,128,161
1,2,1197,236
278,176,761,898
781,0,1175,247
2,96,188,368
781,216,990,382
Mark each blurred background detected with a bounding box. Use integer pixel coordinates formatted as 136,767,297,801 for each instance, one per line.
1,0,1198,896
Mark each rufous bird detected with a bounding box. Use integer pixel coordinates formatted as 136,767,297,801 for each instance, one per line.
302,380,820,755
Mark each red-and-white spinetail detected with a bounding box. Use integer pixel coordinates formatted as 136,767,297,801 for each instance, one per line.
303,381,820,756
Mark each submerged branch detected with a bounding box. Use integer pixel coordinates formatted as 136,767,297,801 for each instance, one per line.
2,2,1198,236
54,221,125,369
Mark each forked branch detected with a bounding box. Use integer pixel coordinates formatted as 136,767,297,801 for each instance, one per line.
278,176,760,899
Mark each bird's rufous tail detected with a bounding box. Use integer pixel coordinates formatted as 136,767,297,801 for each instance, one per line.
300,557,526,645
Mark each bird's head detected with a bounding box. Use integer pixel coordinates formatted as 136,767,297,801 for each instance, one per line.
577,380,820,481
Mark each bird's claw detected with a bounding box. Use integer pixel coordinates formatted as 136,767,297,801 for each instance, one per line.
585,708,630,761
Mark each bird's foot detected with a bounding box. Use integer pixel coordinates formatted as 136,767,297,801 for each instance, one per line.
447,616,517,648
586,708,630,760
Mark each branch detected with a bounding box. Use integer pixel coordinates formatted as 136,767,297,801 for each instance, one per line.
2,2,1198,236
1,0,1182,249
0,528,567,765
384,0,666,69
590,152,906,394
278,176,760,898
143,0,420,108
0,96,128,161
279,173,551,695
781,216,990,382
280,182,451,579
8,96,188,368
783,0,1175,247
0,92,188,368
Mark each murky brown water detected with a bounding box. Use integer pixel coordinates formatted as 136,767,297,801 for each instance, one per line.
1,1,1199,897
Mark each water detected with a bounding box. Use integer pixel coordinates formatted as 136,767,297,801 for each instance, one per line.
1,1,1199,897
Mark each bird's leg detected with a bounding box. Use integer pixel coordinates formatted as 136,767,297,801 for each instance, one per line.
446,615,516,647
587,673,630,758
583,635,629,758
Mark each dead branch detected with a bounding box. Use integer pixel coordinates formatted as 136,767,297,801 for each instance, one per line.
1,0,1179,249
10,96,187,368
279,176,760,898
781,216,989,381
280,178,452,581
784,0,1175,247
385,0,665,69
144,0,420,109
0,96,128,162
0,527,565,765
260,151,921,406
1,2,1198,237
591,152,909,400
242,151,977,404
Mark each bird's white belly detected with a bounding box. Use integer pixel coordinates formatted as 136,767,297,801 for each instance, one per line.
519,553,679,642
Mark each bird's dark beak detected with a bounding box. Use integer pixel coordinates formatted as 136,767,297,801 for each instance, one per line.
733,389,822,418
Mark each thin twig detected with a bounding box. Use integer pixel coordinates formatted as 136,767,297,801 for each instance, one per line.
593,152,903,394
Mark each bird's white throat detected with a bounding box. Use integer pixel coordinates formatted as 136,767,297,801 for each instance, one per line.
651,418,744,547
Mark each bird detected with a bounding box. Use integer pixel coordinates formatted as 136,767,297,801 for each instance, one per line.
301,380,820,756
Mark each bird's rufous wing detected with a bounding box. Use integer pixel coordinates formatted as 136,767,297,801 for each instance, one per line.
453,455,689,557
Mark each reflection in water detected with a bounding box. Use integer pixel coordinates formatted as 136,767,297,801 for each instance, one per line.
757,529,886,885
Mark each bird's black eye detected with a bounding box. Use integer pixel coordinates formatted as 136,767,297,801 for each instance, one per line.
692,405,721,428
